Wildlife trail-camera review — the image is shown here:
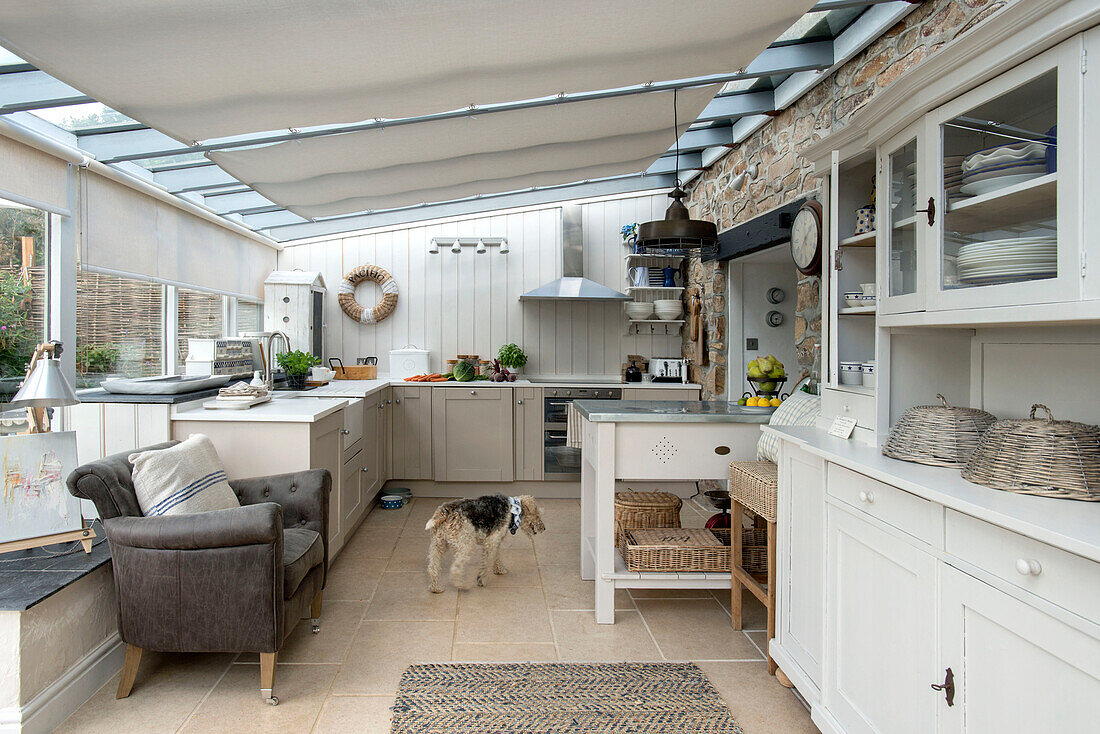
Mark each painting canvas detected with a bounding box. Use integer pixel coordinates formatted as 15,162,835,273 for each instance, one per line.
0,431,81,545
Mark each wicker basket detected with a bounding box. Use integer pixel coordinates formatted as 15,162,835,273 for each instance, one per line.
728,461,778,523
619,527,731,573
615,490,682,533
883,394,996,468
962,404,1100,502
741,527,768,581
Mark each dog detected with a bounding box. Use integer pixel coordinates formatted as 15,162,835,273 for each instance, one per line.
425,494,545,593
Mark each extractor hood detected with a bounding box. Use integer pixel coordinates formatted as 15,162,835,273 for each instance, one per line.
519,204,630,301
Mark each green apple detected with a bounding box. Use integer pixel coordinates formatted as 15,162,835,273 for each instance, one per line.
759,381,777,392
737,397,748,406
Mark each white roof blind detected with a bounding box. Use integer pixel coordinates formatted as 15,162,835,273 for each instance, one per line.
210,86,716,218
0,135,71,215
0,0,812,143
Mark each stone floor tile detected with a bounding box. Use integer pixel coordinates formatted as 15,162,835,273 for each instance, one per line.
452,643,559,661
365,572,458,620
311,695,394,734
551,610,663,661
455,586,553,644
332,621,455,694
635,598,763,661
697,661,818,733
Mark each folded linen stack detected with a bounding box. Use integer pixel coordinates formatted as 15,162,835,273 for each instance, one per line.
216,382,269,401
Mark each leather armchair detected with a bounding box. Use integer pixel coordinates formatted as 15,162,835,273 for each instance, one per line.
67,441,331,705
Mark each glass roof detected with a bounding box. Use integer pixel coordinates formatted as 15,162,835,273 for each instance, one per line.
773,7,865,46
28,102,138,132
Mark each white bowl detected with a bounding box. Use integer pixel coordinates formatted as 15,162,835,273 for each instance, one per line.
839,370,862,385
655,309,683,321
625,302,655,320
653,299,682,309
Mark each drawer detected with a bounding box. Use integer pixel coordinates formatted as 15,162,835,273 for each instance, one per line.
946,509,1099,621
826,464,940,544
822,387,875,431
342,398,363,448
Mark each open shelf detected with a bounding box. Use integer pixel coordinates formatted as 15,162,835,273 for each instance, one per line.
626,319,684,336
831,384,875,396
627,286,685,293
892,215,917,229
840,230,877,247
838,306,876,315
627,319,685,325
625,253,686,263
946,172,1056,229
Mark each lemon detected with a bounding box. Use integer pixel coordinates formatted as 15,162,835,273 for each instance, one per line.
745,397,758,406
769,398,782,407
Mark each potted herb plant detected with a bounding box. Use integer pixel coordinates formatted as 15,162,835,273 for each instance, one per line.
276,349,320,390
496,343,527,374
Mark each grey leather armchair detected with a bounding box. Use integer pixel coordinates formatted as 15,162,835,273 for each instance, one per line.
66,441,331,705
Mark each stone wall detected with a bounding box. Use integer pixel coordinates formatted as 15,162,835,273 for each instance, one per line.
683,0,1010,397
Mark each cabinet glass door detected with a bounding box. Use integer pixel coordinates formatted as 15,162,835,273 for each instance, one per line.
879,121,926,314
931,44,1079,310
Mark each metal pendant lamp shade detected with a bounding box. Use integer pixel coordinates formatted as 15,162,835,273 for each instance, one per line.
636,89,719,254
9,357,79,409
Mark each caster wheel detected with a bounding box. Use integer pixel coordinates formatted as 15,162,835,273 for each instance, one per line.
265,696,279,706
312,625,321,634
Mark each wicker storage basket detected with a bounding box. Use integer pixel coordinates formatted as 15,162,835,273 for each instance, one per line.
615,490,682,532
619,527,731,573
883,394,997,468
741,527,768,581
728,461,778,523
962,404,1100,502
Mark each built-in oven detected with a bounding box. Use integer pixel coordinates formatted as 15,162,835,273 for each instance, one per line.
543,387,621,478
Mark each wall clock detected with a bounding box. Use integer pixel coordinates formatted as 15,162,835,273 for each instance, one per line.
790,200,823,275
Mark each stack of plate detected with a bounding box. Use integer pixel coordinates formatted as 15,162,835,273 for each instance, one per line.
943,155,966,201
959,142,1049,196
956,236,1057,285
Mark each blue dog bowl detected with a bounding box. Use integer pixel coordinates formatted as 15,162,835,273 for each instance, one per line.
380,495,404,510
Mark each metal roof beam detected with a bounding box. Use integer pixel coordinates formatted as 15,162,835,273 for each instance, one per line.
78,126,184,160
96,40,833,165
694,91,774,123
202,189,279,214
664,125,735,155
811,0,901,10
0,70,92,113
239,210,309,229
153,165,240,193
267,174,676,242
646,152,702,175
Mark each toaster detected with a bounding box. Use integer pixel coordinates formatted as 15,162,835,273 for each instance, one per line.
648,358,687,383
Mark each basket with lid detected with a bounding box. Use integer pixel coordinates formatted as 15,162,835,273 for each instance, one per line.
961,404,1100,501
882,394,997,468
614,490,681,544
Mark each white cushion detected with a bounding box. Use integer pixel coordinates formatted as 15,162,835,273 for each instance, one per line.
129,434,239,517
756,389,821,463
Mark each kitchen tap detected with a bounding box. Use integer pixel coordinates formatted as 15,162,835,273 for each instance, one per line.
262,331,291,391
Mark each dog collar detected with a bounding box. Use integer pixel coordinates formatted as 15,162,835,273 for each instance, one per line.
508,496,522,535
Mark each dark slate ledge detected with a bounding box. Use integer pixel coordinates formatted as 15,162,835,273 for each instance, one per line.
0,520,111,611
76,387,224,404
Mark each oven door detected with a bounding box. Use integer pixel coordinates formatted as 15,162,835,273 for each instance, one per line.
544,397,574,424
544,430,581,478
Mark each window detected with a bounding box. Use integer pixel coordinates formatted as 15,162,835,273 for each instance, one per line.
237,299,263,335
177,288,225,370
0,198,48,401
75,271,165,388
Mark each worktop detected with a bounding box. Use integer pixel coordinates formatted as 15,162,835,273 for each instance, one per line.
766,424,1100,563
76,386,226,404
171,395,351,423
575,399,772,423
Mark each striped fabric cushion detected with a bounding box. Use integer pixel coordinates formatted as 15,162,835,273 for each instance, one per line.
130,434,239,517
757,390,821,463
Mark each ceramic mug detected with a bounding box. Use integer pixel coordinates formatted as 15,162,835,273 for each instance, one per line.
860,283,876,297
628,266,649,288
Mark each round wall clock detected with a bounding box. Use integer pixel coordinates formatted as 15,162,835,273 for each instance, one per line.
790,200,823,275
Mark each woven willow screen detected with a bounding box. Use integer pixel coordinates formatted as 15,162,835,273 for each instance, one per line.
75,270,164,387
177,288,224,365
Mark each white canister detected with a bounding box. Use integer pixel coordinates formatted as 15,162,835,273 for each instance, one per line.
861,361,877,388
389,345,431,379
839,362,862,385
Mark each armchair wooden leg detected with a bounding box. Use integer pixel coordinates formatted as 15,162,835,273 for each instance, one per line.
310,590,323,634
260,652,278,705
116,645,142,699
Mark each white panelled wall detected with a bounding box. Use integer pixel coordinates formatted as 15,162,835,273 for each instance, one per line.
278,193,681,377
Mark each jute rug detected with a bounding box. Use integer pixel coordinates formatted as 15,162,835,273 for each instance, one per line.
390,661,743,733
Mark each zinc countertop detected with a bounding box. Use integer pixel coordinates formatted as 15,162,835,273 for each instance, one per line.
574,400,772,423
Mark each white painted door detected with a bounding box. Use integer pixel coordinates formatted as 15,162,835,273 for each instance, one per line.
937,564,1100,733
776,444,826,696
877,120,928,315
825,504,938,734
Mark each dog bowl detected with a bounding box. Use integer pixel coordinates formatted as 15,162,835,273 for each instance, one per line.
704,489,731,511
380,495,404,510
387,487,412,505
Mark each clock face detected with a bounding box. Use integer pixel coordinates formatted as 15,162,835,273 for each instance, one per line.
790,202,822,274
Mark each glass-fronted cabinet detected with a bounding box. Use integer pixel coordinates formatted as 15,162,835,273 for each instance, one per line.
876,41,1082,315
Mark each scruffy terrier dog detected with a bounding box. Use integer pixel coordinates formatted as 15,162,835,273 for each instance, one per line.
425,494,545,593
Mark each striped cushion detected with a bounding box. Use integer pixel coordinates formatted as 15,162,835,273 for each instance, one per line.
130,434,239,517
757,390,821,462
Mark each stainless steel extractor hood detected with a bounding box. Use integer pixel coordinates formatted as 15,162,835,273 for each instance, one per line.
519,204,630,301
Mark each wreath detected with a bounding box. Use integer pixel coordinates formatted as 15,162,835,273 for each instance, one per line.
338,264,399,324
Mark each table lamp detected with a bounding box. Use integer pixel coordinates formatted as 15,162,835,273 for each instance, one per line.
8,341,79,433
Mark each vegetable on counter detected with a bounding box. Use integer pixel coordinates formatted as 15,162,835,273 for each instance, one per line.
405,373,452,382
496,343,527,370
452,361,476,382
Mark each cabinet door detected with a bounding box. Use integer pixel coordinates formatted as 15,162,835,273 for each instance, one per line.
776,444,826,696
878,120,928,315
382,387,393,481
938,565,1100,733
361,396,380,505
341,449,363,533
392,386,432,479
513,387,543,480
927,41,1080,312
433,387,514,482
825,504,937,734
309,413,344,553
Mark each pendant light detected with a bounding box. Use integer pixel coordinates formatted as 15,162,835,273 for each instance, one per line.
636,87,719,255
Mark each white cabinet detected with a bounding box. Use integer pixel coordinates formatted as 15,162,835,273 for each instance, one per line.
775,442,826,699
824,503,938,734
937,565,1100,733
432,387,514,482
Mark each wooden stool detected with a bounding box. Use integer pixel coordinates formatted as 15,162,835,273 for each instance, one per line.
728,460,786,680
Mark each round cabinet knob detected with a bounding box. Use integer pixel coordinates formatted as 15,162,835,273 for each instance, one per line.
395,398,401,404
858,490,875,504
470,390,477,395
517,399,523,404
341,429,350,435
844,405,850,413
361,467,369,472
552,390,557,396
1015,558,1042,576
378,403,384,409
387,399,392,404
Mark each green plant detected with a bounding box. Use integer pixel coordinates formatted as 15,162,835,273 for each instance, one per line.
76,344,120,375
276,350,320,376
497,343,527,369
0,269,38,377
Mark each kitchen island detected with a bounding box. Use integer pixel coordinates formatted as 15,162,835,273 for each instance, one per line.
574,400,770,623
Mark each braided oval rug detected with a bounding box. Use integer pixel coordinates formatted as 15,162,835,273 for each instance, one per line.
390,661,742,733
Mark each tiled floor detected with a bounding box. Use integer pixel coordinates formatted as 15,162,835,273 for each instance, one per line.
56,497,817,733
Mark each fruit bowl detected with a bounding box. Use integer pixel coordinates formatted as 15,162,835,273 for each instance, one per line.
747,375,788,397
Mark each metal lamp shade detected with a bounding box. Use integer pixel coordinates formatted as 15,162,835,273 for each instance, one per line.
636,187,719,253
9,357,79,408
